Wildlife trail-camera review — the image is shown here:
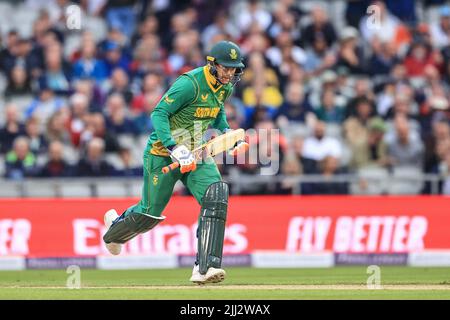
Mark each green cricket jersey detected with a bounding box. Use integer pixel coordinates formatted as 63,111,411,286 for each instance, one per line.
147,66,233,157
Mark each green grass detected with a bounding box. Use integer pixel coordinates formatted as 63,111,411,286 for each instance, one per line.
0,267,450,299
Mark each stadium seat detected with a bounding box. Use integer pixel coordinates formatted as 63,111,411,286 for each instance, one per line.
351,166,390,195
388,166,424,195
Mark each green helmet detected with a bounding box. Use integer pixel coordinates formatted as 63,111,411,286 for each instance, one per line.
207,40,245,85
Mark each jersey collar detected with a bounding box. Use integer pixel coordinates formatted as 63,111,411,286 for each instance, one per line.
203,65,223,93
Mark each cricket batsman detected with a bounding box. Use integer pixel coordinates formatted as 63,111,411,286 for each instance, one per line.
102,41,248,284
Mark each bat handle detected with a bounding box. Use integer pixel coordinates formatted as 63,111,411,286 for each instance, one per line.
162,162,180,174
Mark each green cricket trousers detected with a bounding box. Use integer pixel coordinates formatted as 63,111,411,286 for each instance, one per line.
122,152,222,218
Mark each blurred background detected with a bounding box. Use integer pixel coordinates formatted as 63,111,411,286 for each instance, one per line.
0,0,450,197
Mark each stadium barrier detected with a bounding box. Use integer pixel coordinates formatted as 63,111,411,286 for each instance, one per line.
1,196,450,270
0,172,445,197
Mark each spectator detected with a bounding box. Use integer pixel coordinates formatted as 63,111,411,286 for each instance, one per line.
201,10,240,51
386,115,425,167
104,93,137,135
274,82,313,124
133,90,160,134
24,85,65,125
0,104,25,153
40,43,72,95
131,72,164,115
301,5,337,49
335,26,365,74
76,137,116,176
72,39,107,82
302,155,349,195
117,147,142,177
235,0,272,34
314,89,346,124
80,113,121,153
302,120,343,163
67,93,90,147
105,0,138,40
4,65,33,98
102,41,131,77
345,116,389,170
275,152,302,194
430,5,450,48
25,117,48,155
39,140,73,177
46,110,72,145
4,136,38,179
106,68,133,104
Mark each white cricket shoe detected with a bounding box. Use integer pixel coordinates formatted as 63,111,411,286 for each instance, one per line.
103,209,122,255
189,264,226,284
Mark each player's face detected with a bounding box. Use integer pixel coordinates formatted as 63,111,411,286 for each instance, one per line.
216,64,236,84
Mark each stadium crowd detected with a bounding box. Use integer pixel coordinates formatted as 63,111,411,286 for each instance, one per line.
1,0,450,195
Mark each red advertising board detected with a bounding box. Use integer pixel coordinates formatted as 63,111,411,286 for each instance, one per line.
0,196,449,257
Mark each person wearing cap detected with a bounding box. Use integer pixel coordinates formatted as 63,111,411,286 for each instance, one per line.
102,41,248,285
346,115,389,170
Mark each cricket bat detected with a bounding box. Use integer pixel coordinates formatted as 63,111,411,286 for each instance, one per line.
162,128,245,174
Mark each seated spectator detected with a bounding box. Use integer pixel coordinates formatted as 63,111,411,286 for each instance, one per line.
345,78,376,119
25,117,48,155
0,104,25,153
105,68,133,104
430,5,450,49
80,113,121,153
102,41,131,77
39,140,73,177
403,41,440,77
301,5,337,49
133,90,160,134
345,117,389,170
72,39,107,82
302,120,343,163
275,152,302,194
335,26,365,74
104,93,138,135
386,115,425,168
40,43,72,95
105,0,138,40
314,88,346,124
4,136,38,179
117,147,142,177
46,110,72,145
131,72,164,115
24,85,65,125
274,82,313,123
76,137,116,176
368,39,399,76
4,65,33,98
302,155,349,195
303,35,336,76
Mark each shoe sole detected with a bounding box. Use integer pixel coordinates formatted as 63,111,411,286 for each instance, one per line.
192,271,226,285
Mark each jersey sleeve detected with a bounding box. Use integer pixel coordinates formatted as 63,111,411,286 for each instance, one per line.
150,75,197,148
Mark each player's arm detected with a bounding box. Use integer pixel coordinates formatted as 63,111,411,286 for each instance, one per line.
151,75,196,148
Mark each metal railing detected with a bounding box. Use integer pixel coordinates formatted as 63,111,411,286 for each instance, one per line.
0,173,445,197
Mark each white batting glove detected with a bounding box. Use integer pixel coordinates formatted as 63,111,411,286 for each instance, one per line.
169,145,197,173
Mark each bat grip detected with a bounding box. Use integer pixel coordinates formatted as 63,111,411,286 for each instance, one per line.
162,162,180,174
